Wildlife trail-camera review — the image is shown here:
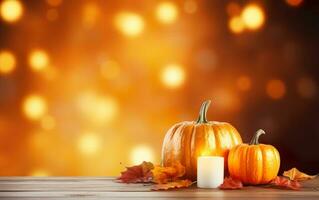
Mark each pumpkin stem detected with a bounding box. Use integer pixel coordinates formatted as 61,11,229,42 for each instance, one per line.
196,100,211,123
249,129,266,145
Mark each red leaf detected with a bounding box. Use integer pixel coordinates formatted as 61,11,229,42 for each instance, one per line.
219,177,243,190
270,176,301,190
151,179,193,190
117,161,154,183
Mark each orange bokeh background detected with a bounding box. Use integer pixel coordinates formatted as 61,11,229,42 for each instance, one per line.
0,0,318,176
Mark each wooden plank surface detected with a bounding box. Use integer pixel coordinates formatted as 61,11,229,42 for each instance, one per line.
0,177,318,200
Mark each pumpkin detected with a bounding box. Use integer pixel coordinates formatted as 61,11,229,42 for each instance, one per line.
161,100,243,180
228,129,280,185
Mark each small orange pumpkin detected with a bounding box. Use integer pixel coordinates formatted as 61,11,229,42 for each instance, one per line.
161,100,243,180
228,129,280,185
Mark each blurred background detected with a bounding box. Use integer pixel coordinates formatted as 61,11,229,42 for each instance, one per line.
0,0,318,176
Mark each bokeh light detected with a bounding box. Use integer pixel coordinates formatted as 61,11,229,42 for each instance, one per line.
78,132,101,156
228,16,245,34
241,4,265,30
0,51,16,74
115,12,144,37
0,0,23,23
266,79,286,100
236,76,251,91
22,95,48,120
213,89,241,112
131,145,154,165
77,93,119,124
0,0,317,177
28,50,50,71
156,2,178,24
30,169,50,177
285,0,303,7
161,64,185,89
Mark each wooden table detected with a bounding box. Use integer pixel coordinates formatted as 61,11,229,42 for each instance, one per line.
0,177,318,199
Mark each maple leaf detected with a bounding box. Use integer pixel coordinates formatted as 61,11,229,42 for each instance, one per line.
151,179,193,190
152,161,185,184
219,177,243,190
283,168,317,181
117,161,154,183
270,176,301,190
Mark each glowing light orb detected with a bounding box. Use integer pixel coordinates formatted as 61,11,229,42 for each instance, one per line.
228,16,245,34
94,97,118,122
0,51,16,74
29,50,49,71
41,115,55,130
285,0,303,7
241,4,265,30
115,12,144,37
131,145,154,165
161,64,185,89
30,169,50,177
236,76,251,91
184,0,197,14
78,93,119,124
78,133,101,155
266,79,286,100
22,95,48,120
213,89,241,112
156,2,178,24
0,0,23,23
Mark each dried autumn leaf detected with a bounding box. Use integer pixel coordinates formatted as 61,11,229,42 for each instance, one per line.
151,179,193,191
152,161,185,184
219,177,243,190
270,176,301,190
283,168,317,181
117,161,154,183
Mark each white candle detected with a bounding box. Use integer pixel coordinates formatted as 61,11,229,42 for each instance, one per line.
197,156,224,188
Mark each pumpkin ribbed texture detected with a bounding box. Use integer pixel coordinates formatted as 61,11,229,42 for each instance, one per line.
228,129,280,185
161,100,242,180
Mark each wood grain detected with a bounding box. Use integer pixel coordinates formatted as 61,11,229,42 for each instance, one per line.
0,177,318,199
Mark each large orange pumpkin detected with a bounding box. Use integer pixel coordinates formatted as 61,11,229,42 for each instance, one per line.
161,100,243,180
228,129,280,185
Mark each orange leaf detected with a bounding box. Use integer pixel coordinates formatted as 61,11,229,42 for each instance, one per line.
152,161,185,184
283,168,317,181
219,177,243,190
270,176,301,190
117,161,154,183
151,179,192,190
